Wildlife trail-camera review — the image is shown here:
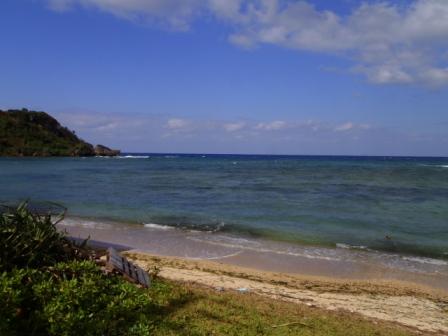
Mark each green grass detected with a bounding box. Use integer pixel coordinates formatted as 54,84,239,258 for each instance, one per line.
0,267,417,336
148,281,415,336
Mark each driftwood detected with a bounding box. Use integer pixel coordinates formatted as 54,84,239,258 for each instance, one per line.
106,247,151,288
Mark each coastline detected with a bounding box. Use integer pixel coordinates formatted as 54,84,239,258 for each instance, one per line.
61,217,448,292
61,218,448,333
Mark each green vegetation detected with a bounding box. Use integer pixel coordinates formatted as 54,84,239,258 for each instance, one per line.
0,108,95,156
0,204,414,335
150,283,416,336
0,203,82,271
0,261,185,336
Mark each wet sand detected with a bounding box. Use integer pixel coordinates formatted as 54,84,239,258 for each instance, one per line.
61,217,448,292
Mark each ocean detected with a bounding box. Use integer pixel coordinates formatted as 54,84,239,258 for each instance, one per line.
1,154,448,272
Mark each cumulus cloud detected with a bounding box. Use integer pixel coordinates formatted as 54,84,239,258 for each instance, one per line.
43,0,448,85
223,121,246,132
166,118,190,130
224,0,448,86
334,122,373,132
255,120,286,131
46,0,204,30
57,111,447,155
334,122,354,132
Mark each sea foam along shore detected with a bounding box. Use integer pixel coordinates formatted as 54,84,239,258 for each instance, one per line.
61,216,448,292
125,251,448,334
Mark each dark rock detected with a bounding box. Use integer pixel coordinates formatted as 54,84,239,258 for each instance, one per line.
94,144,120,157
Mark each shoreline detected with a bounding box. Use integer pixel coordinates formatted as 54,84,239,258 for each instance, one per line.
61,215,448,264
62,217,448,293
62,220,448,333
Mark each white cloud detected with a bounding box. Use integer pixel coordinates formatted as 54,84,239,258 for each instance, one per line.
44,0,448,85
334,122,373,132
50,111,444,155
223,121,246,132
255,120,286,131
420,67,448,86
223,0,448,86
166,118,189,130
334,122,354,132
46,0,204,30
166,118,190,130
354,65,414,84
207,0,244,22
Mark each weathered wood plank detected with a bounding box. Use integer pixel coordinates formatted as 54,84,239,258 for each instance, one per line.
136,268,149,287
133,265,141,283
106,248,151,288
123,258,130,275
142,270,151,287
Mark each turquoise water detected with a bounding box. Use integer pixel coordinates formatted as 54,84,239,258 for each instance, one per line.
1,154,447,260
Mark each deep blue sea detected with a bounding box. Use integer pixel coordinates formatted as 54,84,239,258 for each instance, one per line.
1,154,448,260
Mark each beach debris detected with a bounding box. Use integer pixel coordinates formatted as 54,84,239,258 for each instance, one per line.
305,302,317,308
106,247,151,288
237,287,249,293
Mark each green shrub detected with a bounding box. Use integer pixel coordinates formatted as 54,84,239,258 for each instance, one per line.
0,202,82,271
0,260,179,336
0,204,195,335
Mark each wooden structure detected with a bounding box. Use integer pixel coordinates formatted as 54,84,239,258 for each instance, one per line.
106,248,151,288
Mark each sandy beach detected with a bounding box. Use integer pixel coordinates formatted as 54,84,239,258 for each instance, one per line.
125,252,448,334
63,218,448,291
63,221,448,334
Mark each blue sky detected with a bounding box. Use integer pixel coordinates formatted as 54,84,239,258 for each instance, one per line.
1,0,448,155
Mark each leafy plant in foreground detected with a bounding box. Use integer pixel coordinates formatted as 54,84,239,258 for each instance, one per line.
0,261,181,336
0,202,85,271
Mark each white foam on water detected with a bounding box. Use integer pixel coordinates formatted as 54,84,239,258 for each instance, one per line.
60,217,112,229
187,236,340,261
336,243,368,250
213,236,258,246
143,223,174,230
118,155,150,159
190,250,243,260
420,164,448,168
401,256,448,266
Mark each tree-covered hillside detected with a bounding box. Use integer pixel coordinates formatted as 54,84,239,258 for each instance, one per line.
0,109,95,156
